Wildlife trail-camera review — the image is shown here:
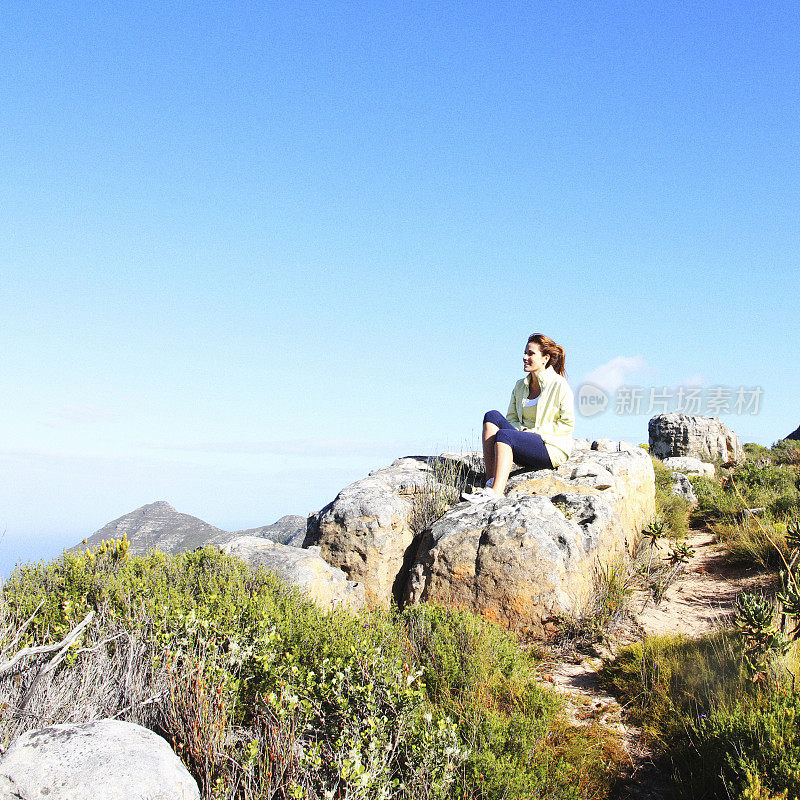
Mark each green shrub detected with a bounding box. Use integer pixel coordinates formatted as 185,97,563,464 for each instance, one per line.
601,632,800,799
1,543,621,800
601,633,749,741
771,439,800,467
1,547,463,799
402,604,619,800
677,689,800,800
652,458,691,539
712,515,791,570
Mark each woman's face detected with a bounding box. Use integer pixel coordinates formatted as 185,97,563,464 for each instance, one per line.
523,341,549,374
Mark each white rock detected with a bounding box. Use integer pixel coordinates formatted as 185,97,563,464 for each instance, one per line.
670,472,698,505
591,438,620,453
221,536,366,612
0,719,199,800
662,456,715,477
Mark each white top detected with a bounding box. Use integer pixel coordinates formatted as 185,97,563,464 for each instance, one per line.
522,397,539,407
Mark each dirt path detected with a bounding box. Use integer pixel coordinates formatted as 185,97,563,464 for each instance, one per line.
539,528,774,799
632,529,772,638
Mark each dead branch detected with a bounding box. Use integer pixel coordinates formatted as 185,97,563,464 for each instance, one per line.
0,610,95,678
16,610,96,715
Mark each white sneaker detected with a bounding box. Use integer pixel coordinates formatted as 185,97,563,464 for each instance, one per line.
462,488,500,504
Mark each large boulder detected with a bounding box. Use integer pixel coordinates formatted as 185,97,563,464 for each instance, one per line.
0,719,199,800
648,414,744,465
306,455,482,607
221,536,366,612
404,442,655,637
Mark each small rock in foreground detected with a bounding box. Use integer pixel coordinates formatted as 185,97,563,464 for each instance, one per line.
0,719,199,800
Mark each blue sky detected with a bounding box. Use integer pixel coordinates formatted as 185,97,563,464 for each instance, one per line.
2,0,798,574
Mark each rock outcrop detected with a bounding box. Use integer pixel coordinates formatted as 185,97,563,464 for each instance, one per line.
221,536,366,611
648,414,744,465
308,443,654,633
231,515,307,547
662,456,715,477
306,455,482,607
669,472,698,505
785,425,800,441
0,719,199,800
405,442,655,636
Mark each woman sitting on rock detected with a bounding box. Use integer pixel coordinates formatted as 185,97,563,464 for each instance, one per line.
467,333,575,502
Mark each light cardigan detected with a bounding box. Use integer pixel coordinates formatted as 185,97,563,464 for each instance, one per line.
506,367,575,466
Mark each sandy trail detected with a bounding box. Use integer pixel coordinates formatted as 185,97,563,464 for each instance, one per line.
632,529,772,638
540,527,773,799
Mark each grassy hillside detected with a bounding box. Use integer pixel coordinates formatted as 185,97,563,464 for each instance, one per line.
0,541,619,800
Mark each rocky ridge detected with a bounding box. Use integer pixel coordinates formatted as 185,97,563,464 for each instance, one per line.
309,441,655,635
648,413,744,464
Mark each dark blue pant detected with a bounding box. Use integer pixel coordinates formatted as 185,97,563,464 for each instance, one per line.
484,410,553,470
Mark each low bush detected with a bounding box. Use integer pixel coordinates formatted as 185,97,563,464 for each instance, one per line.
711,514,791,570
0,542,620,800
652,458,691,539
601,632,748,742
677,688,800,800
602,632,800,800
403,604,620,800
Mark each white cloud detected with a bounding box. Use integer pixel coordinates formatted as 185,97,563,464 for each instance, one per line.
581,356,649,392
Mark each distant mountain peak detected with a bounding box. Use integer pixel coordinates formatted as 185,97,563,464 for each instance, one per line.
74,503,306,556
138,501,176,514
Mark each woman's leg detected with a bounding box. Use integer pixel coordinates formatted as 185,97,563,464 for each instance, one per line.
492,441,516,495
482,411,514,483
493,429,552,494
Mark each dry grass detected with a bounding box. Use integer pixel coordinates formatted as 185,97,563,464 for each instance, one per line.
410,454,478,534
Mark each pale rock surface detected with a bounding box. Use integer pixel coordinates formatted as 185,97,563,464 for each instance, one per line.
307,456,482,607
405,442,655,637
670,472,698,505
0,719,199,800
662,456,715,477
221,536,365,611
649,413,744,464
590,438,621,453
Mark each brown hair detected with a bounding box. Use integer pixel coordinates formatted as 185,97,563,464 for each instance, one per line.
527,333,566,377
